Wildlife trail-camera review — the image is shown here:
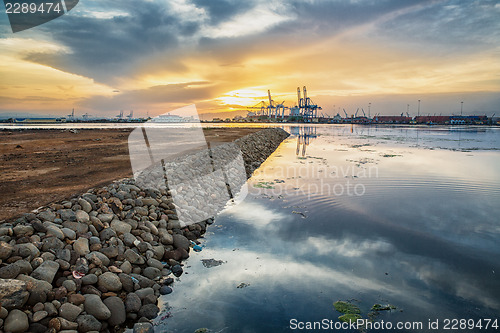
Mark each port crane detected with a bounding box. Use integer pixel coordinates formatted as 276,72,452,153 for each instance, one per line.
297,86,321,121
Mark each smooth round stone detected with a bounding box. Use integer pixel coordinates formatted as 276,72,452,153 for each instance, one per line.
137,304,159,319
73,238,90,256
62,279,77,292
4,309,29,333
98,272,122,292
84,294,111,320
159,285,172,295
32,310,48,322
77,314,102,332
142,267,161,281
103,296,126,326
59,302,82,322
68,293,86,306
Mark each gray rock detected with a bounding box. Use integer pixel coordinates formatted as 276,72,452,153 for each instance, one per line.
76,210,90,223
4,309,29,333
37,210,56,222
110,220,132,235
0,242,13,259
31,260,60,283
134,206,149,216
171,264,183,277
78,198,93,213
32,310,48,322
120,261,133,274
118,273,134,292
151,245,165,260
59,317,79,330
13,224,34,237
81,273,98,285
99,246,118,258
125,293,141,313
32,220,47,233
0,263,21,279
0,307,8,319
84,294,111,320
56,249,71,262
77,314,102,332
62,221,89,234
130,274,155,288
122,233,137,247
146,258,164,270
87,251,110,267
98,272,122,292
99,228,116,240
42,237,65,252
124,249,145,265
159,285,173,295
142,198,159,206
145,221,158,235
44,302,58,316
97,214,114,223
172,233,190,251
62,279,77,292
56,259,70,270
59,209,77,221
133,322,154,333
73,237,90,256
138,304,159,319
61,227,77,240
59,302,82,321
46,225,65,240
0,279,29,310
13,260,32,275
143,267,161,280
103,296,126,326
134,287,154,300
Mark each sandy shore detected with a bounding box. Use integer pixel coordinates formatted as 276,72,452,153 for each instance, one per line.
0,128,261,222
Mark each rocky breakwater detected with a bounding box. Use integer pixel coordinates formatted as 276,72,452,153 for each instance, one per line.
0,128,289,333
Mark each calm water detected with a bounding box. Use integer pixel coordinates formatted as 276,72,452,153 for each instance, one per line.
154,125,500,333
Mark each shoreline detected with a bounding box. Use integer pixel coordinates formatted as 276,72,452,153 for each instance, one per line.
0,128,289,333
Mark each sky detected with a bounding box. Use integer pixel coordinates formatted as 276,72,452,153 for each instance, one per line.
0,0,499,118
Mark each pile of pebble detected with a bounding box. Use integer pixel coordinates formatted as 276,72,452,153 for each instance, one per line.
0,128,289,333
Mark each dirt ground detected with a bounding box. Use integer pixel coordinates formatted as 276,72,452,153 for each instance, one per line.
0,127,260,222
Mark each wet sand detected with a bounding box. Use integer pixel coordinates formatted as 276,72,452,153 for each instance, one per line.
0,128,261,222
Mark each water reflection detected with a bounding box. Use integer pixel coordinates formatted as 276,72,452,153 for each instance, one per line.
292,126,318,157
156,125,500,333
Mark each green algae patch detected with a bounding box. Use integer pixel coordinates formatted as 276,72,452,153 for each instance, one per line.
194,329,209,333
371,303,397,311
253,181,275,189
333,301,361,315
338,313,362,323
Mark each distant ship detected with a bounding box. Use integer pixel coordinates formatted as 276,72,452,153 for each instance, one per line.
150,113,197,123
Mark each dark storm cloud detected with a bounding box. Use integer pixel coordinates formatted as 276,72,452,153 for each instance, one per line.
374,0,500,49
22,0,201,83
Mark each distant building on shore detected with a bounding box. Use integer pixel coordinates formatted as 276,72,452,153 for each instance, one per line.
374,115,411,124
150,113,196,123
